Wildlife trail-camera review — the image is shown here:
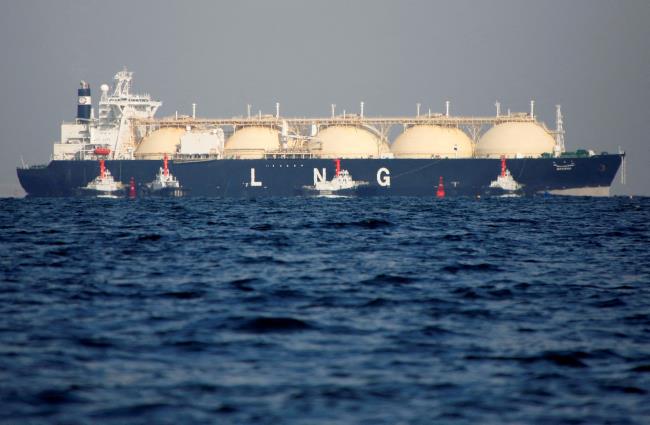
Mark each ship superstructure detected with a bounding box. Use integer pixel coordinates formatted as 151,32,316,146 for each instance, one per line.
53,68,161,161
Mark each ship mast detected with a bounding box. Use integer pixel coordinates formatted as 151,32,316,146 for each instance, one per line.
113,68,133,98
554,105,565,156
94,67,161,160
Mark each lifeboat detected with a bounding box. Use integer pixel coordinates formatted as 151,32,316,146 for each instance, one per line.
94,147,111,156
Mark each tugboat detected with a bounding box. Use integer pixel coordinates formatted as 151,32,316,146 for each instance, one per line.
144,154,185,197
79,159,125,198
304,159,369,197
488,156,523,196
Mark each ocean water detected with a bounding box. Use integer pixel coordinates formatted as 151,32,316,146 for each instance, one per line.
0,196,649,424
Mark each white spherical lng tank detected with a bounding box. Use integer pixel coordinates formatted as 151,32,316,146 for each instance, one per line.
476,122,556,158
309,125,390,158
224,126,280,159
135,127,186,159
391,125,473,158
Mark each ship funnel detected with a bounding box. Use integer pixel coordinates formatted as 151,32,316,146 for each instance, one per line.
77,81,91,121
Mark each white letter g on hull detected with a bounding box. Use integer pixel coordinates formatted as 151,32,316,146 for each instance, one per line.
377,167,390,187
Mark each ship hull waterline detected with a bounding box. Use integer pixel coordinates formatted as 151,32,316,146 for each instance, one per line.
17,155,622,198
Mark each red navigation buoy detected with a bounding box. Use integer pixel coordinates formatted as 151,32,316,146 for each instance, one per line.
334,158,341,177
163,153,169,177
129,177,136,198
500,155,507,177
436,176,445,198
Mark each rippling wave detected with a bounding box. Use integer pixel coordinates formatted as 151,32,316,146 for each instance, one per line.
1,196,649,424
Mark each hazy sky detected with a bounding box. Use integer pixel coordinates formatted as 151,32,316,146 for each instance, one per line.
0,0,648,196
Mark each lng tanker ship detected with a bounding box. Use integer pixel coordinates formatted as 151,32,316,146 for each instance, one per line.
17,68,624,197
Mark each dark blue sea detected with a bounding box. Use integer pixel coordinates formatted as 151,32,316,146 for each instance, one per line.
1,196,649,424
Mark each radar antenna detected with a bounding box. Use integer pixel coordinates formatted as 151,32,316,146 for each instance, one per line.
113,67,133,97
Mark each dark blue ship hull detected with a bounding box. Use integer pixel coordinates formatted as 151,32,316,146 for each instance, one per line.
17,155,622,197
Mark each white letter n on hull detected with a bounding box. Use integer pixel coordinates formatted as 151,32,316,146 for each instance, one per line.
313,168,326,185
